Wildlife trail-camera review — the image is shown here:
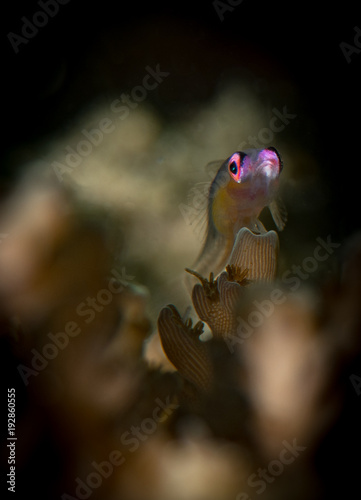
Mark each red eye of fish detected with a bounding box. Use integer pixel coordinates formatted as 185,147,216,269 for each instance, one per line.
228,153,242,182
229,161,238,175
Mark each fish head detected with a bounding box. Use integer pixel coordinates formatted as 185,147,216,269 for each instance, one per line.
209,147,283,210
207,147,284,241
227,147,283,185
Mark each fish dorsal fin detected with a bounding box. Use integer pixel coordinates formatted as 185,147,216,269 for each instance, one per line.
178,180,209,243
204,159,224,178
183,159,229,293
268,198,287,231
180,159,224,244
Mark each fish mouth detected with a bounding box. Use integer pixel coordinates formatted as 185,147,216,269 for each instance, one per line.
258,162,280,180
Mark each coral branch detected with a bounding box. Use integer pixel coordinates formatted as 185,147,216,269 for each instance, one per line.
158,305,213,392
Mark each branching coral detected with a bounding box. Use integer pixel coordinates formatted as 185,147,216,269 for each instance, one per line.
158,228,280,393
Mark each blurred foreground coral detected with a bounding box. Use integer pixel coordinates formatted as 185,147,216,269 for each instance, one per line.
1,169,361,500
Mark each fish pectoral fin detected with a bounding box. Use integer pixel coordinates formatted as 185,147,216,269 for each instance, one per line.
204,159,224,177
269,199,287,231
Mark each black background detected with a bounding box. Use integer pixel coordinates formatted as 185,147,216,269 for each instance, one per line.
1,1,360,236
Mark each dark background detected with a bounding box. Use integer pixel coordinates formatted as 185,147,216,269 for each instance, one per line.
1,0,360,241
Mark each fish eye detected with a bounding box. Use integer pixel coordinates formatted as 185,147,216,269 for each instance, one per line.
229,161,238,175
228,153,242,181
